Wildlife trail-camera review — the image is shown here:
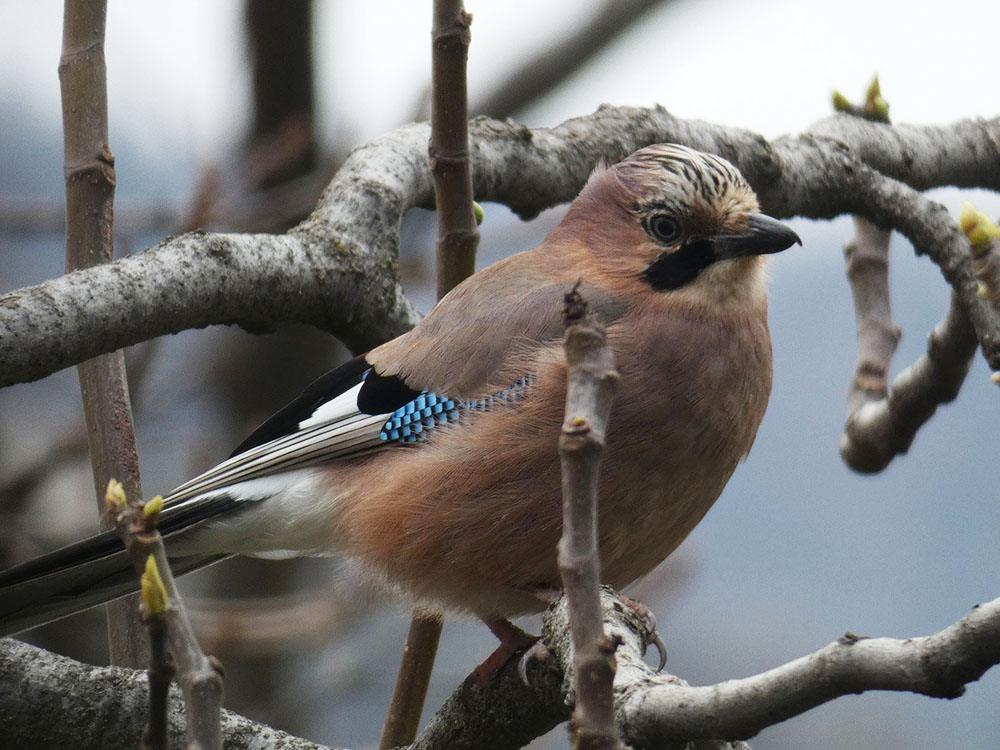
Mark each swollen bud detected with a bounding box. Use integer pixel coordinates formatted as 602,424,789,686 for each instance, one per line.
141,555,169,616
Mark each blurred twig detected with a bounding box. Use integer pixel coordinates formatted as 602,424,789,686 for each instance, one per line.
186,590,356,658
410,0,676,121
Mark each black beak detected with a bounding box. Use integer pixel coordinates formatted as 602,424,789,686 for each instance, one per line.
709,213,801,260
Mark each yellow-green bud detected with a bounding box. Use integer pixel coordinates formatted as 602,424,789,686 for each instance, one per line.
105,479,127,508
871,96,889,120
473,202,484,226
960,203,1000,251
143,495,164,523
865,75,882,104
832,91,851,113
141,555,168,616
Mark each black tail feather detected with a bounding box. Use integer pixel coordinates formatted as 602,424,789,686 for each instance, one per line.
0,493,241,635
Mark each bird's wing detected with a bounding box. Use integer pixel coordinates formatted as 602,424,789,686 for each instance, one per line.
367,265,629,399
165,267,627,509
165,357,389,506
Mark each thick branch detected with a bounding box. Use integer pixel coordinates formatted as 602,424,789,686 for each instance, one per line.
543,590,1000,747
841,293,976,471
0,638,326,750
5,587,1000,749
4,108,1000,388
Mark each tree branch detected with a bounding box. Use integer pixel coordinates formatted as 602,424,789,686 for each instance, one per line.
843,217,900,417
380,5,479,747
0,638,326,750
59,0,147,666
429,0,479,298
841,292,976,471
4,587,1000,749
558,288,621,750
545,590,1000,747
4,108,999,384
107,485,223,750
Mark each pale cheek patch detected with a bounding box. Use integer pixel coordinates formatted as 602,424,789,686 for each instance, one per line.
694,257,767,307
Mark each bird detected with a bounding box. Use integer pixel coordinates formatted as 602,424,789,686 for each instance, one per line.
0,143,799,676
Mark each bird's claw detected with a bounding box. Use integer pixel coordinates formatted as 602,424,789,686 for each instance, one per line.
518,639,551,686
649,630,667,671
619,593,667,671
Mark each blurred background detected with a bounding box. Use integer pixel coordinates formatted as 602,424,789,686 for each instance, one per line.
1,1,999,748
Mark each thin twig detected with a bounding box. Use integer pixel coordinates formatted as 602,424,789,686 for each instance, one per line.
380,610,444,750
143,610,172,750
429,0,479,298
59,0,146,666
558,287,621,750
381,3,479,746
843,218,900,416
108,486,223,750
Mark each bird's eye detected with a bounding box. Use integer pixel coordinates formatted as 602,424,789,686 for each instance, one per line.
648,214,680,243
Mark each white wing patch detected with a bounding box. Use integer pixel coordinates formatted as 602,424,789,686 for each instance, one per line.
164,381,390,508
298,382,366,430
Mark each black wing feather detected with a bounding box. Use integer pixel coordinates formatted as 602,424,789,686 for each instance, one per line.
229,355,423,458
229,356,370,457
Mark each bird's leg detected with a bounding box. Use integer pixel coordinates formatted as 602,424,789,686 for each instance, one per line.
465,618,539,688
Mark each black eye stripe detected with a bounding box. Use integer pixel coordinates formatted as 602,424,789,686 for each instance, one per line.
641,240,716,291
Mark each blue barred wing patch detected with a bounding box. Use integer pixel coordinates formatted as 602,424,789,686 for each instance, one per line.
379,374,536,444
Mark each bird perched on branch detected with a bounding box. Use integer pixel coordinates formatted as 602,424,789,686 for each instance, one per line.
0,144,799,672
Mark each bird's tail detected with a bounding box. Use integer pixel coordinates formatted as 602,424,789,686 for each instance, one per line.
0,496,237,636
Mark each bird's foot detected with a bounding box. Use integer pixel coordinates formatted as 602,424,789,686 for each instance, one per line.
619,593,667,671
464,618,539,689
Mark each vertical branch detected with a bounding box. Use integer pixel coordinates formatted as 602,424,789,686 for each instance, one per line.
558,287,621,750
843,217,900,416
835,78,978,472
107,486,223,750
381,2,478,747
429,0,479,298
379,610,444,750
143,608,172,750
59,0,146,666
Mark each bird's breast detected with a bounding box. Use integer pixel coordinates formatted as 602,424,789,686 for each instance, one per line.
596,302,773,586
336,300,773,617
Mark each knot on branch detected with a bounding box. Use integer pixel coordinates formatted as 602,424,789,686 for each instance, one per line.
563,281,589,324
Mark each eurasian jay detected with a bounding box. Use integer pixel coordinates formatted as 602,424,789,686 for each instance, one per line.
0,144,800,663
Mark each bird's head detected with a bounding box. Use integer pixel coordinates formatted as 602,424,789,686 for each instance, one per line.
558,143,800,304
